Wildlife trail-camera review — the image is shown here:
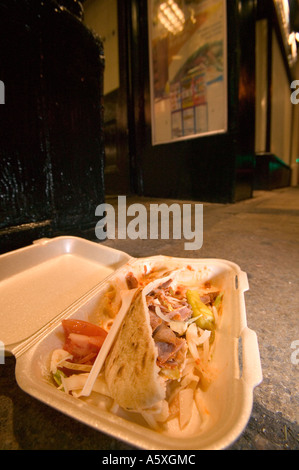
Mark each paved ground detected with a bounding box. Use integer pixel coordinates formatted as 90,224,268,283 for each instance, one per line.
0,186,298,450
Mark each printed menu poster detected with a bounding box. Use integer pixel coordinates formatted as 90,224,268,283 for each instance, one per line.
148,0,227,144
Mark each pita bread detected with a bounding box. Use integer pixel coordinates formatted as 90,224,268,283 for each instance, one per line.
104,288,166,410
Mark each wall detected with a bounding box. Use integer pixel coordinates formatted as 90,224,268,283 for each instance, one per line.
254,5,298,190
255,19,268,153
290,59,299,185
0,0,105,254
270,29,293,165
84,0,119,95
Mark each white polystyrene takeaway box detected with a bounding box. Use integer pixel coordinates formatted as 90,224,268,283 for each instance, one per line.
0,236,262,450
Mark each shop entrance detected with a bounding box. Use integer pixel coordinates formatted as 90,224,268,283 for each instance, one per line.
84,0,131,195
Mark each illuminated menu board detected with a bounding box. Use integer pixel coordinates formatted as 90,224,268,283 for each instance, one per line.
148,0,227,145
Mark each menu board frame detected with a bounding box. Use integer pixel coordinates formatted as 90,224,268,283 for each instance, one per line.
148,0,228,145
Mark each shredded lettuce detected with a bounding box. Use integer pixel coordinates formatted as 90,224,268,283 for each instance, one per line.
57,372,111,398
50,349,73,374
52,369,67,388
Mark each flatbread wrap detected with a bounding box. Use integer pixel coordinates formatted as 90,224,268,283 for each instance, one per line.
49,266,223,430
104,287,167,410
104,268,223,427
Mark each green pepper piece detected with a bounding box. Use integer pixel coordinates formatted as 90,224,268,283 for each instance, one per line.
186,289,215,330
214,292,223,310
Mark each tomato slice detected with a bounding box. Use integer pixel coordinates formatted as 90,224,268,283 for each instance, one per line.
62,319,108,339
61,320,108,361
63,333,106,358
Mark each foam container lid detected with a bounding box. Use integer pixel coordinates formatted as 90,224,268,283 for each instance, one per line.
0,236,131,351
0,236,263,450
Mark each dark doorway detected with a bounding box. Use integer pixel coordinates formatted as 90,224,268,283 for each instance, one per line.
83,0,131,195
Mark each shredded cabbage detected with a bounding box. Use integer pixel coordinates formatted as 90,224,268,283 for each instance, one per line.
140,399,169,428
60,372,111,397
180,370,199,389
179,388,194,429
155,305,201,335
141,412,159,430
187,323,211,345
50,349,73,374
186,323,211,362
59,360,93,372
194,388,210,426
